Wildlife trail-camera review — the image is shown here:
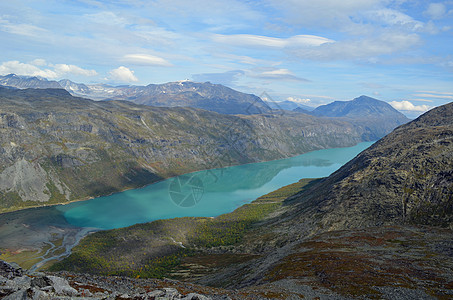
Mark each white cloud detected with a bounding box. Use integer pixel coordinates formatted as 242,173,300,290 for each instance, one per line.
212,34,333,48
83,11,129,26
425,3,447,20
413,93,453,100
30,59,47,66
249,67,310,82
122,54,172,66
266,0,382,29
108,66,138,83
0,17,48,37
291,32,421,61
53,64,98,77
0,61,57,78
0,60,98,79
287,97,310,104
389,100,430,112
365,8,423,31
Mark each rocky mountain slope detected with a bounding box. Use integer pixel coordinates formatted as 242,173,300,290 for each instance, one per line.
0,87,393,213
285,101,453,232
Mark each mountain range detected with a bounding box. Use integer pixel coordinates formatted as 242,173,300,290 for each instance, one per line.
0,74,408,121
0,86,408,213
0,74,270,115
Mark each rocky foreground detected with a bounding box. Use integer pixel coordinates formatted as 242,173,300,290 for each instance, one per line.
1,260,223,299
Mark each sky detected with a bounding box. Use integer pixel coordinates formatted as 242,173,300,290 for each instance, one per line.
0,0,453,117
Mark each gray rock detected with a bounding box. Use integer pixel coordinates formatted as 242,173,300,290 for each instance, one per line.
31,288,50,300
4,276,31,291
181,293,212,300
47,275,78,296
148,290,165,297
3,289,29,300
30,276,52,288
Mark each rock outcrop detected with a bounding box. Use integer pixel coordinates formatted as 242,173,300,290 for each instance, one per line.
0,260,217,299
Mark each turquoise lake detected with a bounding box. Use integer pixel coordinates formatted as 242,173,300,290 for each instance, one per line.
56,142,374,230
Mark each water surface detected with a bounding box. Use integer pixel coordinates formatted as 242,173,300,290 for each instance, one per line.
57,142,374,230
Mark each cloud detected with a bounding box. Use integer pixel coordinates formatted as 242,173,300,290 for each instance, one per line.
413,93,453,100
83,11,129,26
0,16,48,37
365,8,423,31
192,70,244,86
122,54,172,66
266,0,382,29
0,61,57,78
212,34,333,48
249,68,310,82
287,97,310,104
53,64,98,77
108,66,138,83
0,60,98,79
291,32,421,61
425,3,447,20
389,100,430,112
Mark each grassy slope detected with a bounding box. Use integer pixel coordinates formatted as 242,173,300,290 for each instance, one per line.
49,178,317,278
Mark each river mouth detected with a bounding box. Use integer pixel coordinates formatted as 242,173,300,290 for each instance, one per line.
0,142,374,270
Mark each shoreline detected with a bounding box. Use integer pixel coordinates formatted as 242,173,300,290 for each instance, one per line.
0,140,372,217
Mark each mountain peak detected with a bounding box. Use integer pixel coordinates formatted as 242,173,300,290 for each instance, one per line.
312,95,408,119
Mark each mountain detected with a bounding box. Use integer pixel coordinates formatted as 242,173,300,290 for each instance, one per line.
0,75,270,115
305,95,411,139
265,100,314,112
312,95,406,119
0,74,61,89
288,101,453,231
114,80,271,114
0,87,390,213
293,106,314,114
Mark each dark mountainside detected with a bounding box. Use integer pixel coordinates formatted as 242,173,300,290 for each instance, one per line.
285,101,453,232
0,87,394,213
48,102,453,299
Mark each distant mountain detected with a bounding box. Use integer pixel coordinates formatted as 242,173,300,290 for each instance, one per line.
117,80,271,115
293,106,314,114
265,100,314,112
304,95,410,139
312,95,405,118
0,74,270,115
0,74,61,89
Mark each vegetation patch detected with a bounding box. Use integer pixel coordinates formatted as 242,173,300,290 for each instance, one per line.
49,179,315,279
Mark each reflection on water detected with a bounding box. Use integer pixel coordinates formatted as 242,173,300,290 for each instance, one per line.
58,142,373,230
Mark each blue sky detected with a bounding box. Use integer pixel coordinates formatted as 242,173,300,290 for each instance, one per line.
1,0,452,116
